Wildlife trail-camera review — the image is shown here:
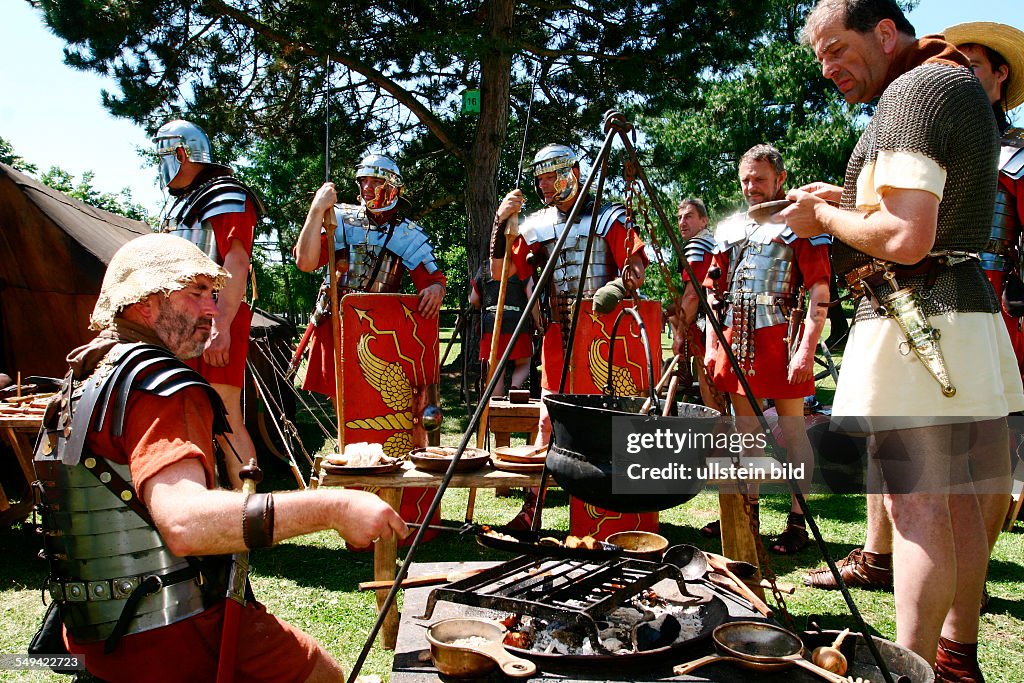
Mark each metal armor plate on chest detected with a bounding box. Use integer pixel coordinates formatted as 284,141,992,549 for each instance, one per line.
34,457,205,642
339,242,404,293
166,219,218,261
980,188,1021,272
726,241,797,329
552,228,614,298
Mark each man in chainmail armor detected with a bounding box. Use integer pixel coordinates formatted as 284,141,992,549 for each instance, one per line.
787,2,1024,679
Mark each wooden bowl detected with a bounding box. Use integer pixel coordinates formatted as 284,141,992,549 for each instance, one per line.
606,530,669,561
409,446,490,473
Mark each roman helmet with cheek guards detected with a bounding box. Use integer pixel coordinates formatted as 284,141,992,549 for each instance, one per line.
355,154,404,213
531,144,580,206
153,120,232,190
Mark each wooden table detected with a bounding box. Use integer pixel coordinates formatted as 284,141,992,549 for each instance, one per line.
317,461,544,649
486,397,541,448
0,415,42,527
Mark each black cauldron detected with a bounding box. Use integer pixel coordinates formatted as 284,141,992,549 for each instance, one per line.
544,393,720,512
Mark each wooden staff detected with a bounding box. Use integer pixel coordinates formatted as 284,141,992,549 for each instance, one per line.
639,353,682,414
466,214,518,522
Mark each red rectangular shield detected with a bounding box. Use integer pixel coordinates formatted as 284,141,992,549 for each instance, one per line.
339,293,441,549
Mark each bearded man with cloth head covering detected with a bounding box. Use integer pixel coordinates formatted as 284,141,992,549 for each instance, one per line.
34,233,409,683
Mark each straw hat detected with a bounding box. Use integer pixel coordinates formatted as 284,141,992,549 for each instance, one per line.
943,21,1024,110
90,233,228,330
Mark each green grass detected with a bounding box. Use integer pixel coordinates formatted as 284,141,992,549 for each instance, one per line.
2,324,1022,681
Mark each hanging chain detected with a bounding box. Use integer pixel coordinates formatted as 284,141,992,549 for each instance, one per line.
622,161,680,303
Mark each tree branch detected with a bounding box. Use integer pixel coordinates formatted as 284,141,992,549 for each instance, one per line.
202,0,467,165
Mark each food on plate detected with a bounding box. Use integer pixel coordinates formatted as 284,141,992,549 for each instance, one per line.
326,442,386,467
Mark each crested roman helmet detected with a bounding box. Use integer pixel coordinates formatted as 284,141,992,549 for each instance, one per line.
355,154,404,213
153,119,232,189
531,143,580,206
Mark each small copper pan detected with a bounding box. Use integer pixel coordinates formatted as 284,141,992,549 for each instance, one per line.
673,621,849,682
426,618,537,678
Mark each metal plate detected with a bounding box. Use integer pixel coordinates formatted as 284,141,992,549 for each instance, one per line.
746,199,794,225
505,582,729,664
476,527,624,559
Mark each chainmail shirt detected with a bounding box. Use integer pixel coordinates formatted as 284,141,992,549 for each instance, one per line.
833,62,1000,321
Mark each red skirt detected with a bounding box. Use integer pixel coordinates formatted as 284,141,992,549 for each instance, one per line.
706,323,813,399
479,332,532,361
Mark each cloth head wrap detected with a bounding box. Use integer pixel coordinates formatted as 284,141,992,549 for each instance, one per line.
90,233,228,330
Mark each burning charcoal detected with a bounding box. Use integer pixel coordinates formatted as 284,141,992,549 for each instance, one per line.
550,625,585,649
600,636,628,653
632,614,682,652
607,607,645,626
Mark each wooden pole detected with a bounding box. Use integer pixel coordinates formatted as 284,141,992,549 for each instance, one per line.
467,215,518,522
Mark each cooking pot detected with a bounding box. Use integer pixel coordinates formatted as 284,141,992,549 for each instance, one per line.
673,622,850,682
545,307,720,512
425,617,537,678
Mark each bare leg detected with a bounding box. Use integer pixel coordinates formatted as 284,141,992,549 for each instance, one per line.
303,647,346,682
944,417,1011,640
876,424,989,664
484,361,506,396
774,397,814,513
212,383,256,490
537,388,552,445
510,358,531,390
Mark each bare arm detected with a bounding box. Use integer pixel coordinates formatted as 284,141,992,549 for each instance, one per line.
203,239,248,367
491,189,526,280
295,182,337,272
783,186,939,265
621,251,647,293
142,458,409,557
787,279,830,385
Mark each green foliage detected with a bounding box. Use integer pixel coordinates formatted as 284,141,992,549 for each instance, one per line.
0,136,38,174
35,0,773,321
38,166,153,223
641,2,864,223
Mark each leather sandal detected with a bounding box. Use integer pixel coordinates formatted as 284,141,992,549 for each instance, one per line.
770,515,808,554
506,491,538,531
802,548,893,590
935,637,985,683
699,519,721,538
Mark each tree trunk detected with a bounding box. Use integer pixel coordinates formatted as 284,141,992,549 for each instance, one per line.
464,0,514,281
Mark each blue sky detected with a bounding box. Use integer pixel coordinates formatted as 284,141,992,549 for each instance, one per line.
2,0,1023,216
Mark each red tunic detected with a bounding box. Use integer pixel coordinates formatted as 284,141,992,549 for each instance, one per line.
301,231,447,397
986,171,1024,372
471,276,533,361
184,201,257,388
66,387,319,683
510,221,648,391
704,237,831,399
679,247,712,359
